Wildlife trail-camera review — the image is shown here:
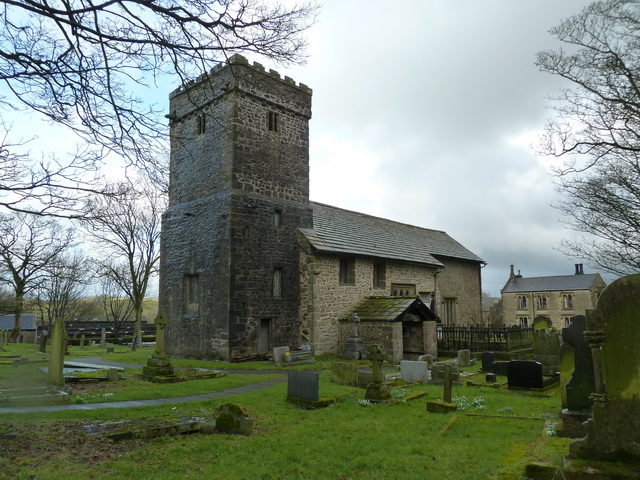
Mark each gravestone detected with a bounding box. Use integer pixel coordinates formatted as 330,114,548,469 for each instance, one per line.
343,313,366,360
481,352,495,372
331,362,359,386
213,403,253,435
457,349,473,367
47,318,66,387
561,315,595,412
273,346,291,365
364,344,390,401
418,354,434,367
564,275,640,476
443,364,455,403
287,371,320,402
507,360,558,390
430,364,460,385
532,329,561,375
400,360,429,384
142,311,175,378
38,330,48,353
100,328,107,347
79,335,86,349
493,361,509,377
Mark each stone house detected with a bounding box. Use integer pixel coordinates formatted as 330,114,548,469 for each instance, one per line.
159,55,485,361
500,264,606,330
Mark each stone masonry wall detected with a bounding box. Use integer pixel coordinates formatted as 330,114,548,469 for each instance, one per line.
435,257,483,325
299,248,438,355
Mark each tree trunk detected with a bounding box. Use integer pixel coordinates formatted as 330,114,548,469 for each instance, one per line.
10,294,24,343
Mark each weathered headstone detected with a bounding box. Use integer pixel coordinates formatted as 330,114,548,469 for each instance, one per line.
481,351,495,372
564,275,640,475
418,354,433,367
100,328,107,347
331,362,359,386
343,313,366,360
457,349,473,367
443,364,455,403
47,318,66,387
430,364,460,385
79,334,86,349
213,403,253,435
532,329,561,375
364,344,390,401
493,361,509,377
142,311,175,378
38,330,48,353
561,315,595,412
0,329,5,351
400,360,429,384
273,346,291,365
287,371,320,402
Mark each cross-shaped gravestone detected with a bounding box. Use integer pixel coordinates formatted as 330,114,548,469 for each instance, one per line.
368,344,388,384
154,311,168,358
349,313,361,337
562,315,595,411
443,364,455,403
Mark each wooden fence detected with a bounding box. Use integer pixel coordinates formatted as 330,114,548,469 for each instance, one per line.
437,325,533,353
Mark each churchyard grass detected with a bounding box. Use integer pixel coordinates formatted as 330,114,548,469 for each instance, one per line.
0,361,571,480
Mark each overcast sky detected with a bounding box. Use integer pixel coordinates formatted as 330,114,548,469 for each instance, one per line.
259,0,607,296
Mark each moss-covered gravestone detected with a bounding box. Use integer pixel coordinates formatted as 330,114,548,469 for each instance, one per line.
364,344,390,402
47,318,66,387
213,403,252,435
564,275,640,477
142,311,176,380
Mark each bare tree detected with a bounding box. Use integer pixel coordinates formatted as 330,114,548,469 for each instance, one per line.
0,1,317,215
32,251,93,329
94,271,135,334
0,213,75,340
537,0,640,274
82,178,164,348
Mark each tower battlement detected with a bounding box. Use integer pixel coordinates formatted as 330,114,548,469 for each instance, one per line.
169,54,312,100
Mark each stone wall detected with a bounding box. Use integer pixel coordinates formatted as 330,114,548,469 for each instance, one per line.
435,257,483,325
299,248,438,355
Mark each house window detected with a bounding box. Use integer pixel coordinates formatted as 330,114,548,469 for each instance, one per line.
563,294,574,309
443,298,456,326
536,295,548,310
518,316,529,328
273,268,283,298
517,295,527,310
373,262,386,289
564,316,572,327
196,114,206,135
183,274,199,314
268,111,279,132
391,284,416,297
339,257,355,285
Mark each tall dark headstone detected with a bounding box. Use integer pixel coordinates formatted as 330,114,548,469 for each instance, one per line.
561,315,595,412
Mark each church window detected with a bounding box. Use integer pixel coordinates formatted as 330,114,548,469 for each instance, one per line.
518,316,529,328
443,297,456,326
274,210,282,227
273,268,283,298
183,274,199,314
339,257,355,285
536,295,548,310
373,262,386,289
268,111,279,132
391,283,416,296
196,114,206,135
517,295,527,310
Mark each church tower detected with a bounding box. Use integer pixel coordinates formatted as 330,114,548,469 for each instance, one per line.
160,55,313,360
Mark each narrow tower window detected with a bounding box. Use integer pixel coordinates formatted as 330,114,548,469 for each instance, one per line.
268,111,279,132
196,114,206,135
274,209,282,227
273,268,283,298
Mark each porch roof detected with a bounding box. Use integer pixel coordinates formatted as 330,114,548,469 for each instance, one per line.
340,296,436,322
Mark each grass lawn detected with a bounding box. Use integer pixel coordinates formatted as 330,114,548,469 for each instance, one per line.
0,343,571,479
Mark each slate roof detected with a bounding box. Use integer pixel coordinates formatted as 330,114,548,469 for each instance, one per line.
300,202,484,267
501,274,603,294
0,314,37,330
340,296,436,322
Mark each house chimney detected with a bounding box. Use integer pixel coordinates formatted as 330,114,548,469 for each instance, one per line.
509,264,515,280
575,263,584,275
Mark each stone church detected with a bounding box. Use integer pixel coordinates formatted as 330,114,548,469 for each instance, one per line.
159,55,485,361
